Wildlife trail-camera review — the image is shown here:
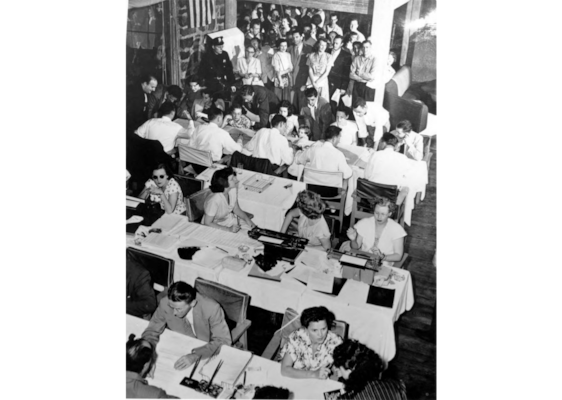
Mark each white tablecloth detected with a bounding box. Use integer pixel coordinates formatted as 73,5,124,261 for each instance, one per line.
197,167,306,231
126,315,342,399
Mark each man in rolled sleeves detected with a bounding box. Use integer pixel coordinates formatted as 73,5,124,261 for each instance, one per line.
327,35,352,115
198,36,236,97
289,28,313,112
142,281,231,370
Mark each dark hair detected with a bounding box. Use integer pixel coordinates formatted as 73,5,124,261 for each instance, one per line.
201,88,213,97
336,105,350,116
298,125,310,137
353,97,367,110
126,334,156,375
381,132,399,148
271,114,287,128
330,13,339,20
276,38,288,48
250,18,261,28
141,74,157,85
240,85,255,97
187,75,203,85
210,166,236,193
296,190,326,219
396,120,412,133
292,27,304,37
207,106,223,121
333,339,384,394
253,386,291,399
304,87,318,98
300,306,335,329
333,34,344,43
311,14,322,26
250,37,262,49
167,85,183,100
167,281,197,304
229,103,243,114
158,101,176,117
278,100,293,116
152,162,174,180
325,125,342,141
313,38,328,53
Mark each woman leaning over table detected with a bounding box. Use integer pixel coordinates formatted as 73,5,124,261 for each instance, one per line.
271,37,293,101
278,306,343,380
306,38,332,102
203,166,256,233
340,197,406,267
126,334,178,399
138,163,186,215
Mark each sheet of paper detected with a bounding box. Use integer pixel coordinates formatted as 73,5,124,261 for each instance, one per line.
180,224,259,249
126,195,145,204
265,261,286,276
331,89,341,103
142,233,178,251
297,249,332,272
340,254,368,267
257,236,283,245
307,271,334,293
337,279,369,305
286,263,311,283
197,346,253,386
151,214,185,232
126,199,139,208
191,247,227,269
341,94,352,108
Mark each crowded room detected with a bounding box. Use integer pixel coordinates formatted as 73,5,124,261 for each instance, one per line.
126,0,437,398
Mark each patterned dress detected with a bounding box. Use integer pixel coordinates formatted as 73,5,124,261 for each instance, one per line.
146,178,186,215
278,327,342,370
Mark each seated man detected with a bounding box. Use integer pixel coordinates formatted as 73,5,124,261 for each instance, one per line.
188,106,242,162
352,97,389,148
191,89,216,123
235,84,280,130
300,87,334,141
297,125,352,179
142,281,232,370
395,119,424,161
135,101,192,153
126,259,157,319
177,75,203,121
244,114,294,168
364,131,415,205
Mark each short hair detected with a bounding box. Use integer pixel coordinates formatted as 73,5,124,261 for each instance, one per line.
313,38,328,53
278,100,293,116
330,13,339,20
250,37,262,49
336,105,350,116
300,306,335,329
381,131,399,148
311,14,322,26
141,73,157,85
298,125,311,137
126,334,156,375
200,88,213,97
210,166,236,193
250,18,261,28
271,114,287,128
292,27,303,37
239,85,255,97
350,17,359,25
158,101,176,117
167,281,197,304
396,120,412,133
166,84,183,100
333,339,385,394
253,386,291,399
374,196,397,216
206,106,223,121
229,103,243,114
362,39,372,46
353,97,367,110
152,162,174,180
333,34,344,43
187,75,203,85
304,87,318,98
296,190,326,220
276,38,288,48
325,125,342,141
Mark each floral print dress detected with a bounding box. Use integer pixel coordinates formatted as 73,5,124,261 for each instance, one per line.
278,327,343,370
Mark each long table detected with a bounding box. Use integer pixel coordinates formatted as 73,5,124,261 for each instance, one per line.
127,218,414,362
196,166,306,231
126,315,343,399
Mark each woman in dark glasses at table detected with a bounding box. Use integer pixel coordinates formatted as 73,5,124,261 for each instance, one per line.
139,163,186,215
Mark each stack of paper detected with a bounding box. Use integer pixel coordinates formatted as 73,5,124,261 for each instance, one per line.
151,214,187,233
337,279,370,305
196,345,253,387
142,233,178,252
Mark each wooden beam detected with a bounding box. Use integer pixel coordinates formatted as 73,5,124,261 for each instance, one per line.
241,0,371,15
225,0,237,29
400,0,421,66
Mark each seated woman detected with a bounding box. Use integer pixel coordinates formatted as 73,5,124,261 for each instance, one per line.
222,103,252,130
139,163,186,215
280,190,331,250
126,334,178,399
269,100,299,140
278,306,343,380
340,197,406,267
331,339,407,400
203,167,256,233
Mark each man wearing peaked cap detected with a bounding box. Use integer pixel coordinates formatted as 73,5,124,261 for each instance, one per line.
198,35,236,96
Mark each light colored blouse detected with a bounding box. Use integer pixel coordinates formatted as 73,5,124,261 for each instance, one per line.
354,216,407,266
278,327,343,370
272,52,293,81
307,52,331,78
146,178,186,215
237,57,264,86
297,214,331,247
203,189,238,227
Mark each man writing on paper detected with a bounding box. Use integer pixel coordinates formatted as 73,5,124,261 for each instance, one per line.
142,281,231,370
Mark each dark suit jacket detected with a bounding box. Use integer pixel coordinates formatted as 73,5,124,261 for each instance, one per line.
198,50,235,87
126,260,157,318
300,96,334,141
289,43,313,91
127,83,149,132
235,85,280,129
142,293,232,358
328,49,352,92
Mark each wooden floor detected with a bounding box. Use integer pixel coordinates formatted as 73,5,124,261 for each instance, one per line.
247,137,437,399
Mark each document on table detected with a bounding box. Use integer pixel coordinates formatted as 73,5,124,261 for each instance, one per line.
286,263,311,283
126,195,144,208
197,345,253,386
151,214,186,233
297,250,333,272
142,233,178,252
340,254,368,267
337,279,369,305
307,271,334,293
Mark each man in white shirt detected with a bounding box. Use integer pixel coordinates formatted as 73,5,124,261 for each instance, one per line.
348,18,366,42
325,13,343,36
364,132,417,194
352,97,390,148
188,107,242,162
331,107,358,146
245,114,294,167
296,125,353,179
395,120,424,161
135,101,192,153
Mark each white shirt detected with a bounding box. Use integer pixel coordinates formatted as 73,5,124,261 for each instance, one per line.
297,141,353,179
325,24,343,36
188,122,242,161
351,30,366,42
401,131,424,161
135,116,189,152
363,147,417,186
353,104,390,142
185,307,196,338
244,127,294,166
331,121,358,146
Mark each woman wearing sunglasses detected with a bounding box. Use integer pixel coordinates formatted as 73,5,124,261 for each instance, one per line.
139,163,186,215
